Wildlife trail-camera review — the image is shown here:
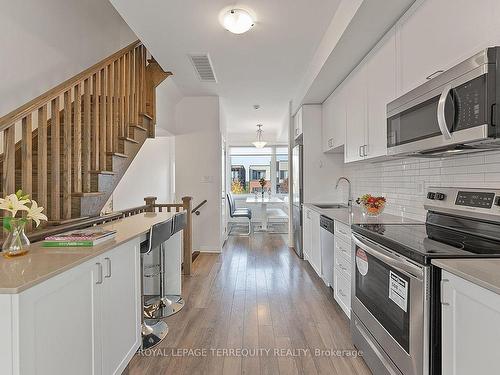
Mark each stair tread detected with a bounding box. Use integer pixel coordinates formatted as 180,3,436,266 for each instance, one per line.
72,192,104,197
106,152,128,158
89,170,116,175
130,124,148,132
118,136,139,144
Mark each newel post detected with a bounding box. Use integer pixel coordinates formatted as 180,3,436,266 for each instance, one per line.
144,196,157,212
182,196,193,276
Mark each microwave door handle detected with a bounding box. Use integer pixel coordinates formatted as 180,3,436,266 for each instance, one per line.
352,234,424,280
437,84,453,140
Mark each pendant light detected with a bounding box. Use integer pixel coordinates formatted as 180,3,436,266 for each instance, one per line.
252,124,267,148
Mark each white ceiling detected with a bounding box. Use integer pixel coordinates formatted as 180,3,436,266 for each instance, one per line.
109,0,341,142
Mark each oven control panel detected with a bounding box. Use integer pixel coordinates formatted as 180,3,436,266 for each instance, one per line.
455,191,495,208
425,187,500,220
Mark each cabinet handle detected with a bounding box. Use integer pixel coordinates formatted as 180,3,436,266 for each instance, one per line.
340,265,348,272
359,146,363,157
96,263,103,285
363,145,368,157
339,289,347,298
426,70,444,80
338,229,348,236
105,257,112,278
440,279,450,306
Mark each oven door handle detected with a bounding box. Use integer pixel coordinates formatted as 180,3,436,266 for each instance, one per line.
437,84,453,140
352,234,424,280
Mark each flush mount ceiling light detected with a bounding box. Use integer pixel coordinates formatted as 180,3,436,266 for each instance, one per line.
252,124,267,148
220,8,254,34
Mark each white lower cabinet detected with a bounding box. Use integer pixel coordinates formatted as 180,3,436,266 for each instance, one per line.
333,233,351,319
441,270,500,375
6,239,141,375
101,241,141,375
303,207,321,276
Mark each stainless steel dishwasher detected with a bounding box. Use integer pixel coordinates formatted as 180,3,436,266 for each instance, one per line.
319,215,334,287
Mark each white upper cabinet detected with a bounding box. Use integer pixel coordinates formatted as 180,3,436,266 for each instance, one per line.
365,27,396,159
293,107,303,139
344,63,367,163
328,27,396,163
396,0,497,96
322,84,346,153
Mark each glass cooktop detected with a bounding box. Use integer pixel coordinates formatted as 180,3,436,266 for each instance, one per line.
352,213,500,265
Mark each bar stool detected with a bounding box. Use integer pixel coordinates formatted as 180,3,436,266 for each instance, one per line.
140,219,172,349
144,212,186,319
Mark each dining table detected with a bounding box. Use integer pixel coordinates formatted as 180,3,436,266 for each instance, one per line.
245,196,285,231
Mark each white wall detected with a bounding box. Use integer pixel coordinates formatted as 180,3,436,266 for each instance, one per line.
155,79,183,136
175,96,222,252
0,0,136,117
112,137,174,211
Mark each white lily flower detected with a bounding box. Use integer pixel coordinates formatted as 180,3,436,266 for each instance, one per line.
0,194,30,217
26,200,48,227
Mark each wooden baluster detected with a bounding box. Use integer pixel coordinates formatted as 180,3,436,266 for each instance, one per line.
106,64,113,155
92,73,100,170
182,196,193,276
99,68,106,170
113,59,120,152
62,90,72,219
82,79,91,192
134,47,140,125
119,55,125,138
37,105,48,208
73,83,82,193
141,45,146,115
131,48,136,128
3,125,15,196
124,52,130,138
50,97,61,220
21,114,33,197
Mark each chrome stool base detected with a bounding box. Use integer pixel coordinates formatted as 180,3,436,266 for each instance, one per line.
146,295,185,318
141,319,168,349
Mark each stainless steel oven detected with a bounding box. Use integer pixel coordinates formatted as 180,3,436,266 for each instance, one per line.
387,47,500,157
351,234,430,375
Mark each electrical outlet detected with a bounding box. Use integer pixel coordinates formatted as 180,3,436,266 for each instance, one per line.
417,181,425,194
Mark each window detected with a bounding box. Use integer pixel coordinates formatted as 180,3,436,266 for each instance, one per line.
230,146,288,195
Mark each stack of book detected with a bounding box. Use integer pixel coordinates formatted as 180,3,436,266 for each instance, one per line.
43,229,117,247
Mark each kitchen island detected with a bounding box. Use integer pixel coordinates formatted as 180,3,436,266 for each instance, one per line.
0,211,179,375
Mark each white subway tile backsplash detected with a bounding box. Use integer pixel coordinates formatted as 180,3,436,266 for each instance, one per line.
344,150,500,221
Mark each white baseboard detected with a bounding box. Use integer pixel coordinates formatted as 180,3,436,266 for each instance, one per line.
196,246,221,253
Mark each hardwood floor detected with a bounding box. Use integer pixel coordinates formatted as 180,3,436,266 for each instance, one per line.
125,233,371,375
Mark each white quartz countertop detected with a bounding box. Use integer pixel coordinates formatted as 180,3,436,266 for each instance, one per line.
0,212,177,294
303,203,421,225
432,259,500,295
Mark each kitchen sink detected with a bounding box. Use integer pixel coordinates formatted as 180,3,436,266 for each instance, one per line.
313,204,348,209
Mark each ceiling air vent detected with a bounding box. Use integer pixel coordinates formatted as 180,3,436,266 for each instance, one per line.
189,54,217,82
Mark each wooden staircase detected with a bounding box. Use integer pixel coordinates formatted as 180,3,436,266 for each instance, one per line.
0,40,171,224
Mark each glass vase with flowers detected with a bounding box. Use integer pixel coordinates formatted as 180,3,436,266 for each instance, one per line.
1,190,48,258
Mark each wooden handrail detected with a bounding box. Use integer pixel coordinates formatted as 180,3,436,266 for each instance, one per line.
0,40,141,131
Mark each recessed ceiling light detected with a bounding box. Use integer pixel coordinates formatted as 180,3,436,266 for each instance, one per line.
220,8,254,34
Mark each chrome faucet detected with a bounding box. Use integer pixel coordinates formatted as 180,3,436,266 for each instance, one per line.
335,177,352,207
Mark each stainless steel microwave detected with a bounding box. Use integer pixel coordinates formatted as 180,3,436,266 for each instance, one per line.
387,47,500,157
